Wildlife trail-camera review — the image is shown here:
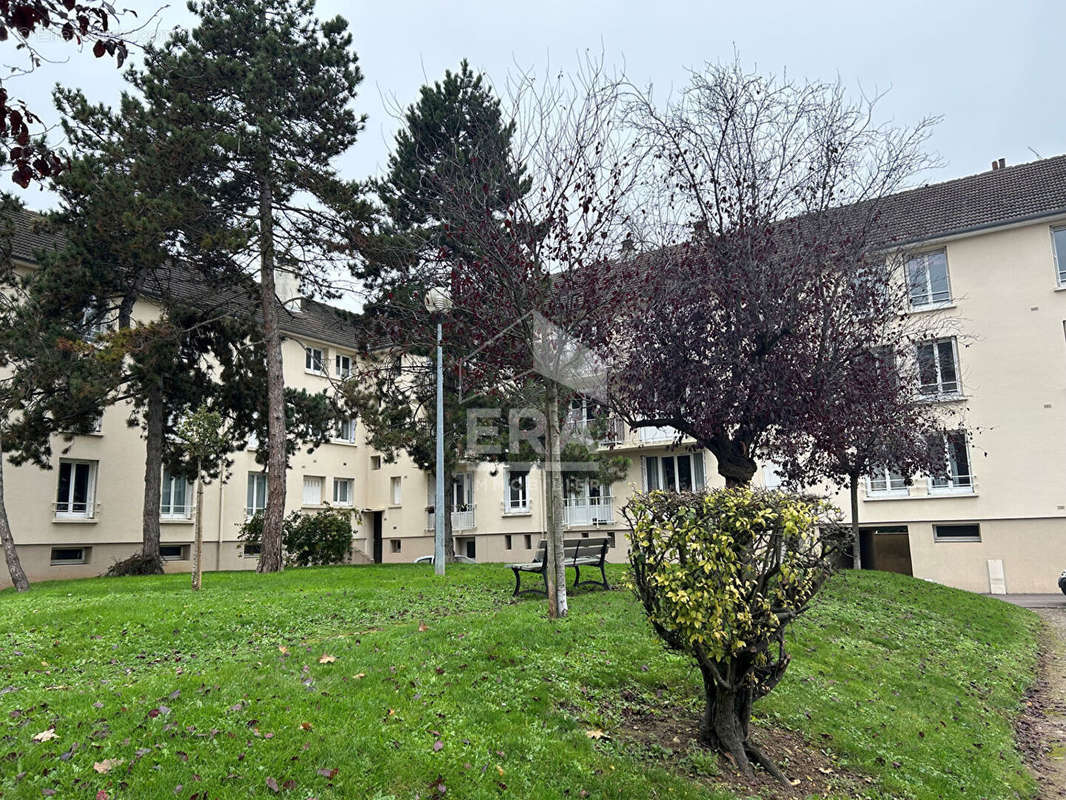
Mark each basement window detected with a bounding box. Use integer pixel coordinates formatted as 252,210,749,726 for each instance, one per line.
504,534,512,550
390,539,402,554
933,523,981,542
159,544,189,561
50,547,89,565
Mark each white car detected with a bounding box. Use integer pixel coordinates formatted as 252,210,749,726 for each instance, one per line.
414,554,478,565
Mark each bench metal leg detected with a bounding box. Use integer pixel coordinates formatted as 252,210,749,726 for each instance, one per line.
573,564,581,589
600,563,609,590
512,567,549,598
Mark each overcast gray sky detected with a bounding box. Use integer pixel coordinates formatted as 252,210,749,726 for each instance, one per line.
9,0,1064,211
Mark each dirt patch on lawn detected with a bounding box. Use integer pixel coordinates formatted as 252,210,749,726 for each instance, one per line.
606,696,873,799
1017,610,1066,798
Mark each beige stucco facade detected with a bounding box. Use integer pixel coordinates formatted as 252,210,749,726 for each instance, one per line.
3,203,1066,595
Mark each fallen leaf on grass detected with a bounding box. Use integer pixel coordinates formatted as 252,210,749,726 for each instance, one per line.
417,622,429,632
299,722,312,731
584,729,609,740
353,673,366,679
266,776,280,793
93,758,123,774
316,767,338,779
32,729,57,742
318,654,336,664
432,739,443,752
96,791,109,800
278,646,289,655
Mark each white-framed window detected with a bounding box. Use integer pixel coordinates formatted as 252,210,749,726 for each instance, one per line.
505,469,530,513
867,467,908,497
905,249,952,308
762,462,783,490
335,417,356,444
335,354,352,378
929,430,974,494
161,470,192,519
302,475,324,507
246,471,268,518
89,414,103,434
934,523,981,542
1053,227,1066,287
390,476,402,506
80,297,111,340
917,337,961,397
55,459,97,518
333,477,353,506
642,453,705,492
305,346,325,374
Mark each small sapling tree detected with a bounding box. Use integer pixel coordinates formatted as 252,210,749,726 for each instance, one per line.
175,406,229,591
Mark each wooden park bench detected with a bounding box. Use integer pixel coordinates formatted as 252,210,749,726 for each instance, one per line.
509,537,610,597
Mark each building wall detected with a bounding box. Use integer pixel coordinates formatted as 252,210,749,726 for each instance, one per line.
5,214,1066,594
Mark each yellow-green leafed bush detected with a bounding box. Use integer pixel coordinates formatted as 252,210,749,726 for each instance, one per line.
623,488,844,779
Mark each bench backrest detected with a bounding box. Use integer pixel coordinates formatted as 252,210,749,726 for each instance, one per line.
530,540,547,564
562,537,609,563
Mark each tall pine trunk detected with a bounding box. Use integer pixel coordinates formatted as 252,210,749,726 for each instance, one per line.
191,464,205,590
0,446,29,592
544,382,568,619
849,470,862,569
258,174,287,574
141,384,163,560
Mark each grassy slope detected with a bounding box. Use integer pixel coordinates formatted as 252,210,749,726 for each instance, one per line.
0,566,1040,800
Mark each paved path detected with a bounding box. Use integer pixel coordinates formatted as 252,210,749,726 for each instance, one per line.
1016,604,1066,797
998,594,1066,609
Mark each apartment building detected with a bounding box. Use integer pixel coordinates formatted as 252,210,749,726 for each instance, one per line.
3,155,1066,594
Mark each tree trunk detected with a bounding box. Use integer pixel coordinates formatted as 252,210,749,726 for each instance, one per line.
544,382,568,619
849,470,862,570
711,437,758,488
0,447,29,592
192,466,204,591
257,174,287,574
141,383,164,560
698,664,788,784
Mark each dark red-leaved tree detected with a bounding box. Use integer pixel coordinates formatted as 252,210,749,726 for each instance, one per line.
593,60,946,490
583,60,953,780
0,1,142,186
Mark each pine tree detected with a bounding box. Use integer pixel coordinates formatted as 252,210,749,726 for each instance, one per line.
129,0,373,571
354,62,531,564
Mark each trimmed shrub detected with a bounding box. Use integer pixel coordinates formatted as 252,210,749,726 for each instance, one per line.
239,507,355,567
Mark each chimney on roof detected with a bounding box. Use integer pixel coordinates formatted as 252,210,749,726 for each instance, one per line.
991,157,1006,171
274,268,303,310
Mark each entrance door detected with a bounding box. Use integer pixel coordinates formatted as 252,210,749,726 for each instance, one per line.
372,511,383,564
859,526,912,575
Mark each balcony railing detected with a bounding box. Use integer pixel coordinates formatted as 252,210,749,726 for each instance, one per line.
564,415,627,445
563,496,614,527
638,425,678,443
426,505,477,531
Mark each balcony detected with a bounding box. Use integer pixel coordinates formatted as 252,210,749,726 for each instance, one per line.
563,496,614,527
638,425,678,444
564,414,627,445
426,505,477,532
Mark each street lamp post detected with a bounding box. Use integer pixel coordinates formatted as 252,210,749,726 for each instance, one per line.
424,288,453,576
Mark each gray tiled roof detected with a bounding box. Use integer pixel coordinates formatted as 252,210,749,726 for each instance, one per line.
871,154,1066,246
7,208,365,350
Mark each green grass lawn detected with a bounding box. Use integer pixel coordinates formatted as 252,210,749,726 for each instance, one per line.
0,566,1040,799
